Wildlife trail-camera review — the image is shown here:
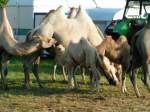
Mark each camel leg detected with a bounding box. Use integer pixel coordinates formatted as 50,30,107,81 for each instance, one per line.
129,69,141,97
52,64,57,81
89,69,93,85
23,63,31,89
72,67,78,88
68,66,75,88
67,65,78,88
32,56,43,88
74,66,86,84
95,69,100,92
91,67,100,92
121,72,127,93
142,61,150,91
81,67,86,84
0,52,11,90
1,62,8,90
23,52,40,89
62,66,67,81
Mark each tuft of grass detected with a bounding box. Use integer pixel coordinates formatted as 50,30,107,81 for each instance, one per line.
0,0,9,7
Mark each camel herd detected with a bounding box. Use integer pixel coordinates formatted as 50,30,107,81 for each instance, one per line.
0,6,150,98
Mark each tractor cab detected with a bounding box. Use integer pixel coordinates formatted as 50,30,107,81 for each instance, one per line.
105,0,150,42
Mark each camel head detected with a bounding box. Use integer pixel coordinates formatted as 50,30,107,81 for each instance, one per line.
101,56,120,86
68,7,78,18
32,35,57,49
55,44,65,55
117,36,131,72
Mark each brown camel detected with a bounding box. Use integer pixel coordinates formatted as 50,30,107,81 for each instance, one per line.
96,35,131,92
0,7,56,90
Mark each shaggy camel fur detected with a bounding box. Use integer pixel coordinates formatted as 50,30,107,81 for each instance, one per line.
96,36,131,92
62,38,102,91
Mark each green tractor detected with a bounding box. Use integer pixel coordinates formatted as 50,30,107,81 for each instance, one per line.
105,0,150,43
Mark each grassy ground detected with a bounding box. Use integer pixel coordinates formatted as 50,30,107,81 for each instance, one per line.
0,58,150,112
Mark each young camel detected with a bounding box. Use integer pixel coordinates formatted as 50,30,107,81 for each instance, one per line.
52,7,88,83
96,35,131,93
51,7,78,81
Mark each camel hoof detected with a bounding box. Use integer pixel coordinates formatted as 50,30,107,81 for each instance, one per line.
72,87,80,92
140,95,146,99
51,79,56,82
68,84,74,89
3,85,9,91
51,77,56,81
121,87,127,93
88,90,97,94
39,84,43,88
62,80,68,84
136,95,142,98
81,80,86,85
23,84,30,90
63,78,68,82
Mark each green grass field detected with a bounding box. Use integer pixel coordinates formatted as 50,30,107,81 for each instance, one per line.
0,58,150,112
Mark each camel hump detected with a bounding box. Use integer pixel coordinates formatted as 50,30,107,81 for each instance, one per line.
117,35,128,44
41,9,55,23
55,5,64,13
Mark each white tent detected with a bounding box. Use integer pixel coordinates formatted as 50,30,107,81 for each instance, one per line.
6,0,125,41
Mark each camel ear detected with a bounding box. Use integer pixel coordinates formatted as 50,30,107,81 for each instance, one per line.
75,5,82,17
78,5,82,10
77,5,82,13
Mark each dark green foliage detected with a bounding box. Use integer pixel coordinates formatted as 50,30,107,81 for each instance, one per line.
0,0,9,7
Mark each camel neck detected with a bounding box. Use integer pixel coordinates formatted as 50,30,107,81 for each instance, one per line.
0,7,7,23
0,7,14,38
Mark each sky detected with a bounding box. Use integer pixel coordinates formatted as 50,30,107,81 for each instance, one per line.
94,0,126,8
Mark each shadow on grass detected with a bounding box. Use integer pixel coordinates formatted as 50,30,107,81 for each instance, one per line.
0,79,90,97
